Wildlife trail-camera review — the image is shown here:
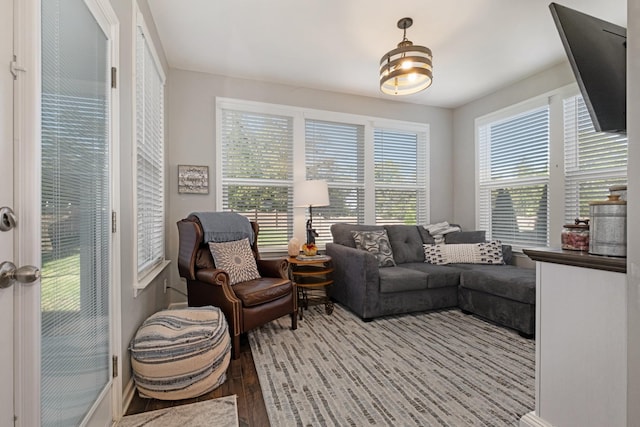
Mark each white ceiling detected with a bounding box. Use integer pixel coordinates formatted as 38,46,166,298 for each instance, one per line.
147,0,627,109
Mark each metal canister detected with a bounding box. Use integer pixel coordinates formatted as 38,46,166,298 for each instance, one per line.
589,194,627,257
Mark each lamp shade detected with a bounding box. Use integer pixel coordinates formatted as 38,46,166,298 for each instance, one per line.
294,180,330,207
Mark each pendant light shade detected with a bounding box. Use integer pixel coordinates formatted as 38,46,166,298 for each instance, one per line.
379,17,433,96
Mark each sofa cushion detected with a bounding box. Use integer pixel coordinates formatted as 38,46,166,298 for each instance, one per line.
417,226,436,244
331,223,384,248
457,265,536,304
444,230,486,244
232,277,292,307
378,266,428,293
501,245,513,265
401,262,463,289
384,225,425,264
352,229,396,267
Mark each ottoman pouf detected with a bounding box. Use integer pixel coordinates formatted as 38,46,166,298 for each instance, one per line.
130,306,231,400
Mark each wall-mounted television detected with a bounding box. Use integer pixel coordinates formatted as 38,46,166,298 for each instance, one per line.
549,3,626,134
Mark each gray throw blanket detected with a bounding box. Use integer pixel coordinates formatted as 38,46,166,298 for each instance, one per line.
425,221,461,244
190,212,254,245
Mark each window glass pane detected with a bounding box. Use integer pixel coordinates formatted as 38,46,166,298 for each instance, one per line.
564,95,627,222
374,128,428,225
306,119,365,246
136,24,165,276
478,105,550,247
223,184,292,247
221,109,294,248
490,108,549,179
41,0,110,424
491,185,548,247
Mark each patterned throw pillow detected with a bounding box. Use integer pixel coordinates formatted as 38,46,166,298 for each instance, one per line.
208,238,261,285
423,241,504,265
351,230,396,267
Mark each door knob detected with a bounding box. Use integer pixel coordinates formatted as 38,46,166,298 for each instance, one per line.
0,261,40,289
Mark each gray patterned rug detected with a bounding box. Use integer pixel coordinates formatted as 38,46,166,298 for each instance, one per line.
249,305,534,427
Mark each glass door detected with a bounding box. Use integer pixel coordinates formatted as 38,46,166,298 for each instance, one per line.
40,0,113,424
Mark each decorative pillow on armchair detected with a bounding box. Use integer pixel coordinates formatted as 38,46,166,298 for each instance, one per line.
208,238,261,285
351,230,396,267
423,241,504,265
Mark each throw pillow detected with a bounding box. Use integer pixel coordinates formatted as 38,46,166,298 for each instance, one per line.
423,241,504,265
208,238,261,285
351,230,396,267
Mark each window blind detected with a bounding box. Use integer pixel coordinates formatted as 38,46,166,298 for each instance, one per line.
136,24,165,277
220,109,294,248
478,106,550,248
374,128,428,225
563,95,627,221
305,119,365,247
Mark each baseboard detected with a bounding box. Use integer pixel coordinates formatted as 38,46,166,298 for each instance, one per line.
122,378,136,417
520,411,554,427
168,301,188,309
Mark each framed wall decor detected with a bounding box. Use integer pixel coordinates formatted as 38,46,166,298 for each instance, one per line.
178,165,209,194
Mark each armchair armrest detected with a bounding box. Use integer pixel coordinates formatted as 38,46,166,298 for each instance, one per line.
195,268,229,286
325,243,380,319
257,258,289,279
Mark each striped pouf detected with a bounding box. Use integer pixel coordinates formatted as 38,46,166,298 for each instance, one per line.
130,306,231,400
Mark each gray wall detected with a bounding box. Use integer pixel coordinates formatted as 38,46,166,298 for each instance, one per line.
627,0,640,423
111,0,170,392
451,61,575,230
165,69,453,302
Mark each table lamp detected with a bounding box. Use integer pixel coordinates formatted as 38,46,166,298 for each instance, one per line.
294,180,330,245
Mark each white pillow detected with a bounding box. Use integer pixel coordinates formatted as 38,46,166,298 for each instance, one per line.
423,241,504,265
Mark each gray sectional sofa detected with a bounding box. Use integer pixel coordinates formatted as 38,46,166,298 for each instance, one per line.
325,223,536,336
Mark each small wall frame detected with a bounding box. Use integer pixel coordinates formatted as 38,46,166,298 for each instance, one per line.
178,165,209,194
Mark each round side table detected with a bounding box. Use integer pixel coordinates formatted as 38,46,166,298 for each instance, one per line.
288,255,334,319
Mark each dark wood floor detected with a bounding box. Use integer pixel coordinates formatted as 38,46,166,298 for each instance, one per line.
125,334,269,427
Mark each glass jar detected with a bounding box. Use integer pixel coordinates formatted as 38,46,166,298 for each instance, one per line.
561,219,589,251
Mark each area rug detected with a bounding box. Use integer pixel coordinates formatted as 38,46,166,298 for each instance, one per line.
118,395,238,427
249,305,534,427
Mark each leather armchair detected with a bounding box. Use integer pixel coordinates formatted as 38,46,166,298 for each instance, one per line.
177,215,297,359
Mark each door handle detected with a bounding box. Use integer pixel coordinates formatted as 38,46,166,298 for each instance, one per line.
0,261,40,289
0,207,17,231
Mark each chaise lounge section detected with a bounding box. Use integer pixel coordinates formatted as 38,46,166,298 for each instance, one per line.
325,223,536,336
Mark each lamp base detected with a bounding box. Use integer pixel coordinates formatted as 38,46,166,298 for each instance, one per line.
305,218,318,245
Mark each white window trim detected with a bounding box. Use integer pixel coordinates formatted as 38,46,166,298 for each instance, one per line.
215,98,430,251
132,4,167,294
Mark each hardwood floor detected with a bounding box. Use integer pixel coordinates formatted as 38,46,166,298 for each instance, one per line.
125,334,269,427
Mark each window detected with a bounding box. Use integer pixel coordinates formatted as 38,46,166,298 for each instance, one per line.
477,87,628,251
220,108,294,248
135,13,166,280
216,99,430,250
563,95,627,221
478,105,550,248
374,128,428,225
305,119,365,247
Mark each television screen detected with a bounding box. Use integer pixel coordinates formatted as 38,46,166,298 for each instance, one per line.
549,3,626,133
